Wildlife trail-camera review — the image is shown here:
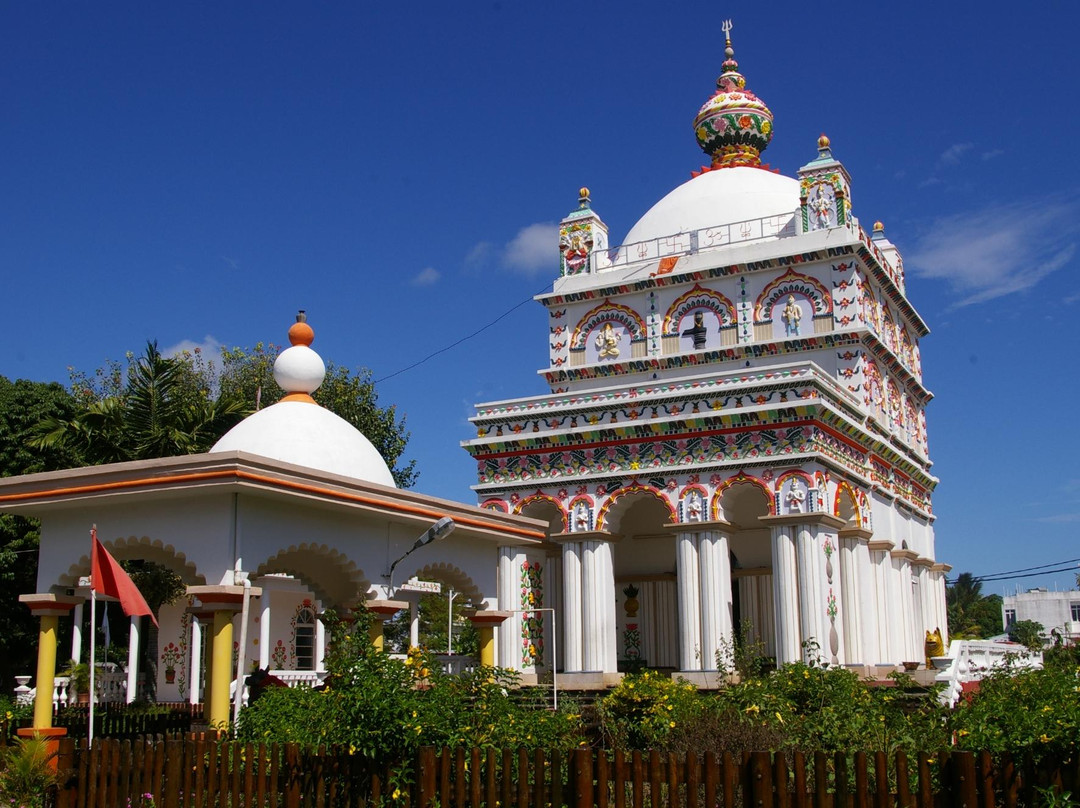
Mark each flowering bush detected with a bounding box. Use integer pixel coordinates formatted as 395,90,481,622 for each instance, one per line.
596,670,703,749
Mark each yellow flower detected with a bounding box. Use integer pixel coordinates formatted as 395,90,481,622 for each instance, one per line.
774,712,784,724
392,788,402,801
1039,734,1051,743
745,705,760,715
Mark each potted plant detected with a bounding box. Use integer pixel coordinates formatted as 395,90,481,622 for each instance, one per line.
623,584,640,617
61,660,91,704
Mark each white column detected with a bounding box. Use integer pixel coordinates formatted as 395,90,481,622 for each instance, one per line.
258,595,271,669
856,540,877,666
676,533,702,670
71,601,84,665
561,541,583,672
315,612,326,671
581,540,616,672
409,600,420,649
189,617,203,705
699,531,733,670
838,536,863,665
771,526,801,665
497,547,524,669
126,616,140,703
796,524,823,660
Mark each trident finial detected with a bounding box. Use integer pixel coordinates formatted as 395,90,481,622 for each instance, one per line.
722,19,733,41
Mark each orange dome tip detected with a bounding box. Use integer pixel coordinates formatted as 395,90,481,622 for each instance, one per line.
818,133,831,149
873,220,885,232
288,310,315,347
280,392,317,404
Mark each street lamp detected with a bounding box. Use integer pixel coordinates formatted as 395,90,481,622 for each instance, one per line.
387,517,455,596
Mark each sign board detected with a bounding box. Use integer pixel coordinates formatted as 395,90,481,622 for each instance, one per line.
398,578,442,594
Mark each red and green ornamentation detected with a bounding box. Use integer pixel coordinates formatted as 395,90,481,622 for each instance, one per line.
520,561,544,666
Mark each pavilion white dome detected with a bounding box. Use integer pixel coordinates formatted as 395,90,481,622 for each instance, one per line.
622,167,800,246
210,401,396,487
210,311,397,488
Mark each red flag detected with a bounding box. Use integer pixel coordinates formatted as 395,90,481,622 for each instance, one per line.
91,527,158,627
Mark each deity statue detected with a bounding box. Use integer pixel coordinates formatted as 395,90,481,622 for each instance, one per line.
685,491,703,521
811,183,833,229
595,322,622,358
781,295,802,336
785,481,806,513
574,502,590,531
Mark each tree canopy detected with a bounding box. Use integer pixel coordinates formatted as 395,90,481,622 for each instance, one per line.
31,340,416,487
946,572,1004,639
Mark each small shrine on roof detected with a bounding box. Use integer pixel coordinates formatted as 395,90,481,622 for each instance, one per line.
462,21,946,683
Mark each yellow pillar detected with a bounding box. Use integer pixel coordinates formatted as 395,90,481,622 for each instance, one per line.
365,599,408,653
19,594,80,732
33,614,60,729
478,626,496,667
209,609,234,727
368,620,385,652
467,610,510,668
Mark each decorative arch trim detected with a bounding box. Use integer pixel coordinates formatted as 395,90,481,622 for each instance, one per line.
712,472,776,519
571,301,646,349
405,561,484,606
662,285,735,334
256,542,370,610
834,481,863,527
57,534,206,589
754,269,832,322
596,483,676,531
480,498,508,513
515,493,567,532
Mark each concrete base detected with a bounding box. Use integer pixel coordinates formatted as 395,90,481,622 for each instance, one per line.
556,672,623,689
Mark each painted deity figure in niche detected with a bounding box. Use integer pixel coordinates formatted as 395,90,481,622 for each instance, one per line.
595,322,622,358
781,295,802,336
810,183,833,229
681,311,708,350
574,502,590,531
785,480,806,513
685,490,704,521
562,230,592,274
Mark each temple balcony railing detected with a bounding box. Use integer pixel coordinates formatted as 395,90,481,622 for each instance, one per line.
932,639,1043,707
591,211,802,273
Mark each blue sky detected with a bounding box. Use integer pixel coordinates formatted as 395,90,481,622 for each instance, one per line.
2,3,1078,597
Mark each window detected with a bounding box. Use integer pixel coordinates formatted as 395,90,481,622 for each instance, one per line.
294,607,316,671
1004,609,1016,626
1071,602,1080,622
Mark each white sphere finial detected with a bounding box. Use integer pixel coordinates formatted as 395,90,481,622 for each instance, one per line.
273,310,326,400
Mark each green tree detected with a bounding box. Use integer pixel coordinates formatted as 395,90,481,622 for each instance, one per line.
384,591,479,656
0,377,85,690
32,342,247,463
1008,619,1045,651
947,572,1003,639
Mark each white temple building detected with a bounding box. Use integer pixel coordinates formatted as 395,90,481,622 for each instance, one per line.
461,22,947,683
2,23,948,733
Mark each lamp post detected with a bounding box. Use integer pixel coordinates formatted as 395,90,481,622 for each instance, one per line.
387,517,455,596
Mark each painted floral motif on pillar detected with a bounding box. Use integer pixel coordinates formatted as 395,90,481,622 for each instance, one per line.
520,561,544,666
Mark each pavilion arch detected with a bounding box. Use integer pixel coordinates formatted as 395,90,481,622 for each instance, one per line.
56,534,206,589
516,493,566,535
255,543,370,611
662,286,736,333
596,484,675,533
753,269,832,322
713,473,774,524
834,481,863,527
400,562,484,607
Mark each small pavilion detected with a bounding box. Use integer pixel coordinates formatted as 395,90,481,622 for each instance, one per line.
2,314,548,731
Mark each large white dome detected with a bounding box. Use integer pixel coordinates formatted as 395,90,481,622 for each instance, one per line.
211,401,397,488
622,167,800,246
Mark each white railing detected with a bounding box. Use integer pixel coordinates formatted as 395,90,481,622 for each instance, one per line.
933,640,1043,707
24,667,129,709
594,212,800,272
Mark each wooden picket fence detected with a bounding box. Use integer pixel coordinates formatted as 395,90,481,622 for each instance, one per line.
32,739,1080,808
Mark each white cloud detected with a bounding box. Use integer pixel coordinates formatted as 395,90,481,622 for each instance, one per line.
502,222,559,276
981,149,1004,161
411,267,440,287
1037,513,1080,524
938,142,973,167
464,240,494,271
163,335,224,360
908,198,1079,307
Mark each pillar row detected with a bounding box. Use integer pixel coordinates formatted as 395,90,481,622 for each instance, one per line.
557,532,616,674
672,521,734,672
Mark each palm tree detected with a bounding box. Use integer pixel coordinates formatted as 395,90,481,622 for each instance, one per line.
32,341,247,463
947,572,1003,638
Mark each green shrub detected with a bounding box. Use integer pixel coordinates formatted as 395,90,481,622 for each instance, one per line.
0,736,58,808
596,670,703,749
951,661,1080,765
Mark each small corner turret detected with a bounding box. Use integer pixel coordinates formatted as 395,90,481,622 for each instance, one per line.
798,134,853,233
558,187,608,277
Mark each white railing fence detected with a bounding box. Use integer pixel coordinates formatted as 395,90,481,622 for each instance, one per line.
932,639,1043,707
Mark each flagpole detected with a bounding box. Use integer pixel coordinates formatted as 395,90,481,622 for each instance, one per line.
88,588,96,746
88,525,97,747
